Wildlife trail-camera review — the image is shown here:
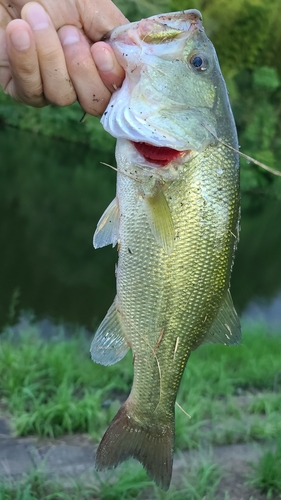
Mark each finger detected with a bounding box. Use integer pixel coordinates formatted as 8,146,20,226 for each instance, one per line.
91,42,125,93
0,1,23,18
5,19,47,105
58,25,111,116
1,0,129,37
0,4,12,92
81,0,128,41
21,2,77,106
0,4,11,30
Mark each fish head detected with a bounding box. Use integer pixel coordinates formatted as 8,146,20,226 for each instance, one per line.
101,10,237,169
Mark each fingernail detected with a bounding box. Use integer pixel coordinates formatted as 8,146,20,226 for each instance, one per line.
59,26,80,46
25,4,49,30
10,29,31,50
94,47,114,72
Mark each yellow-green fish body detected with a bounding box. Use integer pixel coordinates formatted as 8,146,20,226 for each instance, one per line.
91,10,240,490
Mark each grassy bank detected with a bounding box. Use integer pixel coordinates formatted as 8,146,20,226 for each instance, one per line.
0,326,281,444
0,322,281,446
0,322,281,498
0,457,222,500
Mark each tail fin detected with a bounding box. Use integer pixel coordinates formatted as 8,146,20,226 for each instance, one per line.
95,402,174,490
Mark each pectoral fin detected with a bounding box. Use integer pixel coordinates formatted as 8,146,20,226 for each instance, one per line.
204,291,241,346
90,299,130,366
144,189,175,255
93,197,119,249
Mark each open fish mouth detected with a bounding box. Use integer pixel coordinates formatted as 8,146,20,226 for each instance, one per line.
131,141,188,166
101,9,216,154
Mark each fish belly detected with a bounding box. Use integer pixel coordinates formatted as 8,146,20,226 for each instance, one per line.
117,146,238,412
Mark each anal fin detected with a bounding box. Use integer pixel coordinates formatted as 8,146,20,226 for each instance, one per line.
144,188,174,255
90,299,130,366
93,197,119,249
204,290,241,346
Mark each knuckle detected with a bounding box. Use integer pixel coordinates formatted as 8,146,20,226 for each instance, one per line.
10,76,45,105
13,60,39,77
66,52,90,71
81,97,109,117
77,84,111,117
39,44,64,63
45,88,76,107
20,88,46,107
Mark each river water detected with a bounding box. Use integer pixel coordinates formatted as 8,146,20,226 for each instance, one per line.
1,126,281,332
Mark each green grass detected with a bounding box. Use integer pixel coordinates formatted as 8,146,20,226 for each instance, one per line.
0,324,133,439
0,322,281,449
0,322,280,499
0,456,222,500
174,323,281,450
248,439,281,499
155,455,222,500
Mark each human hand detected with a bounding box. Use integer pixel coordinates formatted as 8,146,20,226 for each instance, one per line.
0,0,127,115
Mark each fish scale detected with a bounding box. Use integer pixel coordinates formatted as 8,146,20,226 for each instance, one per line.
91,9,241,490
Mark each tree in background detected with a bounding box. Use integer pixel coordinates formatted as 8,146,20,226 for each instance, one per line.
1,0,281,200
172,0,281,202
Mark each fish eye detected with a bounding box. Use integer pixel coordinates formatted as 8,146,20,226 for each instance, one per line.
189,54,208,71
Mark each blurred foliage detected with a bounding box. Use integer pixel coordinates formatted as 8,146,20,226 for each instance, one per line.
0,0,281,202
171,0,281,74
0,98,114,150
232,66,281,205
171,0,281,202
115,0,171,20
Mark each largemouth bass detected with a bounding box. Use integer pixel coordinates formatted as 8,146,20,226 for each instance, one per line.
91,9,241,490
